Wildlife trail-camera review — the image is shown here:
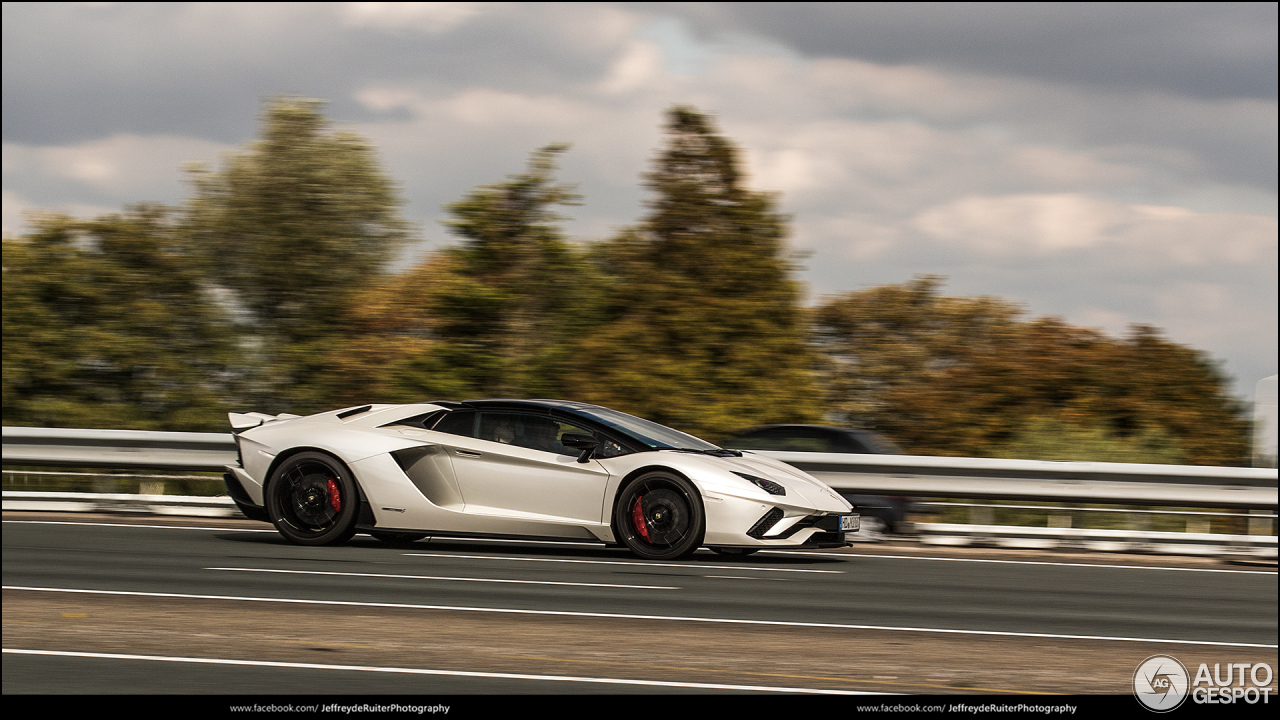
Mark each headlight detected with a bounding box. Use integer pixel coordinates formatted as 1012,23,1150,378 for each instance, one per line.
733,471,786,496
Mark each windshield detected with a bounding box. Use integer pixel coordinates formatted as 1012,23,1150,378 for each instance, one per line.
573,407,721,451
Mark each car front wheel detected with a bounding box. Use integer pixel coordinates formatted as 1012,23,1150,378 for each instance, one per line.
266,451,359,546
614,472,704,560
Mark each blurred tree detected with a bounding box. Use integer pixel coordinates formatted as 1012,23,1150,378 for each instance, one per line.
185,97,408,412
813,276,1250,465
576,107,821,439
3,208,235,431
996,417,1185,464
323,146,603,404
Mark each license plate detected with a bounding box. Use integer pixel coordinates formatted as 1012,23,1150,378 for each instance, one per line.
840,514,859,532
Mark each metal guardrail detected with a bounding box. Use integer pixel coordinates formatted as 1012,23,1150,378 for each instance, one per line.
2,427,236,471
915,522,1276,558
4,426,1277,508
2,490,239,517
758,451,1278,509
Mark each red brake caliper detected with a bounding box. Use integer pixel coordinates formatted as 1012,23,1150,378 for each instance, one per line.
631,495,650,542
326,478,342,512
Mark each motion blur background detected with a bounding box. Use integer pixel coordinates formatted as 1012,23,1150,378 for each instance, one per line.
3,3,1276,466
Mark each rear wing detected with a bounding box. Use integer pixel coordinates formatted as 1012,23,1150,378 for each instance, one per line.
228,411,301,432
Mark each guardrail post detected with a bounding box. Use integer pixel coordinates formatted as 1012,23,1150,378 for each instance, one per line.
967,505,993,546
1249,509,1272,537
1186,514,1211,534
1048,507,1074,550
1127,507,1153,553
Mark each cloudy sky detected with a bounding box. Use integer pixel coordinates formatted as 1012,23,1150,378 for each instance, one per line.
4,2,1276,400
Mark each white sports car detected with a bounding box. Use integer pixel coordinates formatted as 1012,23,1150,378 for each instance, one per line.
222,399,857,559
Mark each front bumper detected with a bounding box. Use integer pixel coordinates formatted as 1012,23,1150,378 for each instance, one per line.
704,492,857,547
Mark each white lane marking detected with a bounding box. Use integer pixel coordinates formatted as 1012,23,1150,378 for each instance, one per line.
765,550,1279,575
0,648,878,695
403,552,842,573
207,567,676,590
7,585,1275,649
3,519,274,533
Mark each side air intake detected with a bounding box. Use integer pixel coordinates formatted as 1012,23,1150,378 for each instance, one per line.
746,507,784,539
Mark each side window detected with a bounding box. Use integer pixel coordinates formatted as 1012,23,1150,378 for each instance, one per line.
432,410,477,438
478,413,525,447
476,412,628,458
478,413,573,456
590,431,628,459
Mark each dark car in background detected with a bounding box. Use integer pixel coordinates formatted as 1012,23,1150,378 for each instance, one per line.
721,425,910,537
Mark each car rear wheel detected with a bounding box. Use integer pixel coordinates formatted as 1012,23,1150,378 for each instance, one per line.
266,451,359,546
614,472,704,560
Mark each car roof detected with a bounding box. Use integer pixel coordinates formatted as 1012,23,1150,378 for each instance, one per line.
425,399,603,411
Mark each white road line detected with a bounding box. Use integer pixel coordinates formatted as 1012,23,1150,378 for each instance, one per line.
3,519,274,533
766,550,1279,575
0,648,878,695
207,567,677,590
403,552,842,573
6,585,1275,649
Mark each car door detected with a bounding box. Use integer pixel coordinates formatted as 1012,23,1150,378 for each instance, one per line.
434,410,612,527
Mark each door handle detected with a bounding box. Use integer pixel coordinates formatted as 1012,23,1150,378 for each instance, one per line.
455,450,482,458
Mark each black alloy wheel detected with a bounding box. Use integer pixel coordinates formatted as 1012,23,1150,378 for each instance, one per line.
614,471,704,560
266,451,359,546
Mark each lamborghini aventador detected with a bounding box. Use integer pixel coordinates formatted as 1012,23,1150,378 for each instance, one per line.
222,399,857,560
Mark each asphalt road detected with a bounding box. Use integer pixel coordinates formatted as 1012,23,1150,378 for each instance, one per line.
4,512,1276,696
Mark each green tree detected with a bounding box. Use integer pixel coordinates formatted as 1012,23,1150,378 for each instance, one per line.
577,107,821,439
813,276,1250,465
3,208,235,430
996,417,1186,464
322,146,602,404
186,97,409,411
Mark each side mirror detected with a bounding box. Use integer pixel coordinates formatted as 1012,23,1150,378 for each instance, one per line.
560,432,599,463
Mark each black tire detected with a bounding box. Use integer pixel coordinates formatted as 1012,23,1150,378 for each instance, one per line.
265,451,359,546
369,530,428,545
710,547,760,557
614,471,704,560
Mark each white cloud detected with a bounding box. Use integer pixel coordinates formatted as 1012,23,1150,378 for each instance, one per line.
598,40,665,95
911,193,1277,265
3,134,230,198
341,2,489,33
3,189,116,237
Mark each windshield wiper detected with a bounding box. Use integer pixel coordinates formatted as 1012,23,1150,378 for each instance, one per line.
666,447,743,458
